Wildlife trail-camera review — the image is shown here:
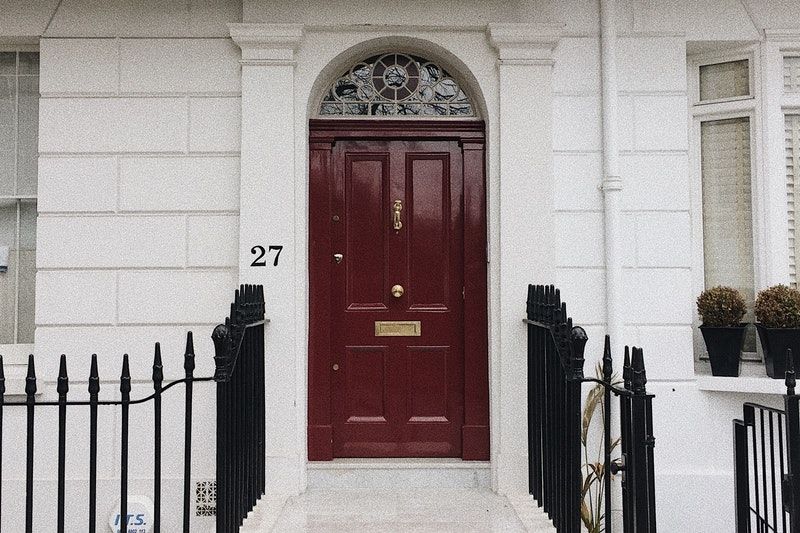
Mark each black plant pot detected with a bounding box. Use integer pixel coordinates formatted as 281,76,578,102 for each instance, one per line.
700,324,747,377
755,324,800,379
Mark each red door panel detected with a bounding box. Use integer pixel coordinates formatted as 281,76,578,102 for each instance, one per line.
344,345,388,423
344,154,389,310
407,154,450,310
407,346,449,422
331,139,463,457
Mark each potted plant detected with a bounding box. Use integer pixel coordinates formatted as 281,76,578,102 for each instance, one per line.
755,284,800,379
697,286,748,377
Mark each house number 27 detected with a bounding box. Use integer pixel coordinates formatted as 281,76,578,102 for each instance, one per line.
250,245,284,267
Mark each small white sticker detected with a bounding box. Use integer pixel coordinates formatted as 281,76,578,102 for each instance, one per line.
108,496,153,533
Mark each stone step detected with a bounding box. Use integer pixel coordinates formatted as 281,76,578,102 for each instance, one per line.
307,458,491,490
242,488,557,532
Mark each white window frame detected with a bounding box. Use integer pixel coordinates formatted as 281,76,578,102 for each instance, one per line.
780,47,800,289
689,45,764,361
691,52,756,107
0,44,38,361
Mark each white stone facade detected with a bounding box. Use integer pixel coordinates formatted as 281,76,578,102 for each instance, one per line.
1,0,799,531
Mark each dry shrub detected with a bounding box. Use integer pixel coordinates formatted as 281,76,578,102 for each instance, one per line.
755,284,800,329
696,286,747,327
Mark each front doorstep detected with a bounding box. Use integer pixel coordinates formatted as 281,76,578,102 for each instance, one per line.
307,458,491,490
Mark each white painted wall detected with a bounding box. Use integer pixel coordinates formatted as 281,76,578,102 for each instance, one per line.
2,0,800,531
0,2,241,531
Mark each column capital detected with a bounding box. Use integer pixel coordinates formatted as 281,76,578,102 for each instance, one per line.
228,23,304,65
486,23,565,65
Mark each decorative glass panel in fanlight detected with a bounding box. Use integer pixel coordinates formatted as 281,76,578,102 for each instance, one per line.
319,53,474,117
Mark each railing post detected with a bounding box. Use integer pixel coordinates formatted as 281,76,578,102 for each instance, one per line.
784,349,800,533
57,354,69,533
527,285,534,496
256,285,266,497
620,347,633,533
602,336,613,533
213,322,232,533
568,325,587,533
119,354,131,533
88,355,99,533
152,343,163,533
629,347,656,532
183,332,195,533
734,417,751,533
24,354,36,533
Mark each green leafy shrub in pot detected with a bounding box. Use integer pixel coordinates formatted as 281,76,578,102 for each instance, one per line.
696,286,747,327
697,286,748,377
755,284,800,378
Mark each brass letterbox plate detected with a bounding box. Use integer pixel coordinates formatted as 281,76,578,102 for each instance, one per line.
374,321,421,337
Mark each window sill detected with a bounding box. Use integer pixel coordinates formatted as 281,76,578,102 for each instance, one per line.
695,360,789,394
695,375,788,395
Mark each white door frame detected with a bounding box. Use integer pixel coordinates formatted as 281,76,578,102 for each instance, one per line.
229,21,564,497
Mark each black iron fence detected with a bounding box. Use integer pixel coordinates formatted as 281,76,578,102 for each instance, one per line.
734,350,800,533
0,284,265,533
213,284,267,532
525,283,657,533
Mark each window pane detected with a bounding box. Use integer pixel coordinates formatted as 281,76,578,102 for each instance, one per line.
0,53,14,76
17,75,38,196
701,117,756,350
0,199,16,248
0,201,17,344
0,252,16,344
699,60,750,101
0,76,13,196
19,200,35,250
0,52,37,346
18,53,38,76
16,249,34,343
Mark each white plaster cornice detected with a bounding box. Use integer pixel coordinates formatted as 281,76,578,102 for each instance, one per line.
764,28,800,43
228,23,304,62
486,22,565,63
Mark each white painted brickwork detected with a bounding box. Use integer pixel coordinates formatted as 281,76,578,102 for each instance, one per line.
552,36,692,371
35,34,241,373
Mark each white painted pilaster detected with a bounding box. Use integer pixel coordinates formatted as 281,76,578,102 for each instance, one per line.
229,22,305,494
487,22,563,496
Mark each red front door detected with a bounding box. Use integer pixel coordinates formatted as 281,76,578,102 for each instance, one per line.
308,120,489,461
330,139,464,457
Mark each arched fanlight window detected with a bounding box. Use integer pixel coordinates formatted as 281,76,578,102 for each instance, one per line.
319,53,474,117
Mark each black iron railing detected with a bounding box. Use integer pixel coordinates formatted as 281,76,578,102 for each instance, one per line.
0,284,266,533
213,284,267,532
525,283,657,533
734,350,800,533
2,337,211,533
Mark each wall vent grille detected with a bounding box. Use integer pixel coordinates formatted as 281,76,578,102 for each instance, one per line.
195,480,216,517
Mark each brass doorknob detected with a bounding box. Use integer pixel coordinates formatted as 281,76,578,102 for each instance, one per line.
391,285,404,298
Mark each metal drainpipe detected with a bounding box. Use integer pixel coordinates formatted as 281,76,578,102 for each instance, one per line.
600,0,623,354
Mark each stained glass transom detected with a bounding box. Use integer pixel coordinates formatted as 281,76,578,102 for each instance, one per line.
319,53,474,117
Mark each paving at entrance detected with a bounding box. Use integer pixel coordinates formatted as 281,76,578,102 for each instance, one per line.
248,488,553,532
